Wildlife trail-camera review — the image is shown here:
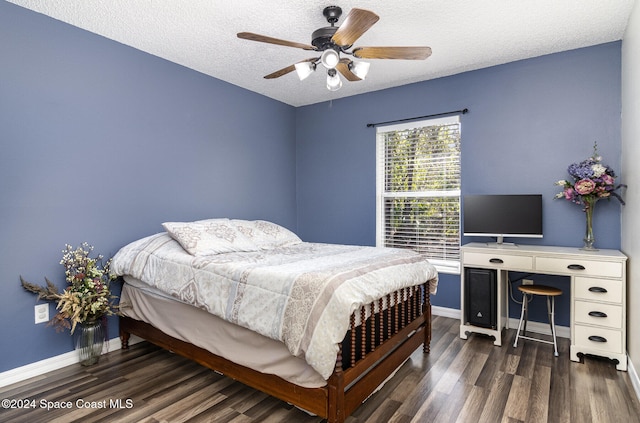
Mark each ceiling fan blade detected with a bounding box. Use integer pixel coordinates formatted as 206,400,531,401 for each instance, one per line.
353,46,432,60
331,8,380,47
264,57,319,79
237,32,315,50
336,58,361,81
264,65,296,79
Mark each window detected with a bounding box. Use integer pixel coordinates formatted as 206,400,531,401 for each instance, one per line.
376,116,461,274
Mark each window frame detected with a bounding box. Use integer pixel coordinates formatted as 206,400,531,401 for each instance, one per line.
375,115,461,274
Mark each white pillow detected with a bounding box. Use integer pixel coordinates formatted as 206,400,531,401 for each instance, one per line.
232,219,302,249
162,218,258,256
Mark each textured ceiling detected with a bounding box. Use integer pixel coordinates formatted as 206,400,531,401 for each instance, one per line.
8,0,636,107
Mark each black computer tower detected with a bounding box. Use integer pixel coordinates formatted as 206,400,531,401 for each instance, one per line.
464,267,497,329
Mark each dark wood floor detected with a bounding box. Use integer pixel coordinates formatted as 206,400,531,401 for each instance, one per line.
2,316,639,422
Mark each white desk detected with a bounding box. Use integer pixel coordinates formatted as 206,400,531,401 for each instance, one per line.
460,242,628,370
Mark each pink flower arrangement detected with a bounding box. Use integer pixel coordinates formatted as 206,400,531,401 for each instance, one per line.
554,143,625,208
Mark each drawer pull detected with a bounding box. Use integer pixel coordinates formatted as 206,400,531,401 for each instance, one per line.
588,335,607,343
489,258,504,264
567,264,586,270
588,286,608,293
588,311,608,318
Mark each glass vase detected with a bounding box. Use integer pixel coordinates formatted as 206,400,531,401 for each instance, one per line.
581,201,597,251
76,320,104,366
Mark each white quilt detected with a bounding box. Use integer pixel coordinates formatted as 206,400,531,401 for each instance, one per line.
111,233,438,379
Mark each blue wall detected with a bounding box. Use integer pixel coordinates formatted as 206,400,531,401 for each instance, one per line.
296,42,622,323
1,1,623,373
0,2,296,372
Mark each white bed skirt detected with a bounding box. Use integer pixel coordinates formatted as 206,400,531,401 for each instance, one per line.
120,277,327,388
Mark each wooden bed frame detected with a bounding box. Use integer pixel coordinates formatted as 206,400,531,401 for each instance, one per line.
120,282,431,423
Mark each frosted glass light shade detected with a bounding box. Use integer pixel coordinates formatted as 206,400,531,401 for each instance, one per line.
321,49,340,69
294,62,315,80
350,61,370,79
326,71,342,91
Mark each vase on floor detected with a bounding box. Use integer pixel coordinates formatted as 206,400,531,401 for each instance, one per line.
76,319,104,366
581,200,597,251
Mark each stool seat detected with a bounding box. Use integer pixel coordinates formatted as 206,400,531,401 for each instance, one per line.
518,284,562,296
513,284,563,356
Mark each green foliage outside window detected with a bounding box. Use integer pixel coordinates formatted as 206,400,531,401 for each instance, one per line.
382,123,460,259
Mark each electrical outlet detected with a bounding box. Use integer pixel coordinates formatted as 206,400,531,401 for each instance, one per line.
34,304,49,324
522,279,534,285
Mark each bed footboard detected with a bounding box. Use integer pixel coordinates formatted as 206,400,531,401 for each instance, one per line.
334,282,431,421
119,282,432,423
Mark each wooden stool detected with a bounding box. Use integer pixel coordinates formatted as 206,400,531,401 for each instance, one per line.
513,284,563,356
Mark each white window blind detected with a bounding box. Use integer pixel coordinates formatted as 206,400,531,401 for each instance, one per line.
376,116,461,273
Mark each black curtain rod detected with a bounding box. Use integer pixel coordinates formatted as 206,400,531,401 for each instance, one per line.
366,108,469,128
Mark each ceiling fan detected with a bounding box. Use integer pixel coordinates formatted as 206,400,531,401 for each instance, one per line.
237,6,432,91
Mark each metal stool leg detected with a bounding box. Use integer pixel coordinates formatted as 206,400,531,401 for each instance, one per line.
515,286,561,356
514,292,528,348
547,296,559,357
523,297,529,336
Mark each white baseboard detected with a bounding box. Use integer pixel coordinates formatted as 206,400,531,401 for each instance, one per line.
431,305,570,339
629,356,640,401
0,335,142,389
431,305,461,320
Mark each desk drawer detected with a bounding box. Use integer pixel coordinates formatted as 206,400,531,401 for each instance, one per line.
574,301,622,329
535,257,622,278
574,325,622,354
463,252,533,270
574,277,623,303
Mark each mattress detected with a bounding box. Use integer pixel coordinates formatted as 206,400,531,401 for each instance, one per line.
111,232,439,379
120,276,327,388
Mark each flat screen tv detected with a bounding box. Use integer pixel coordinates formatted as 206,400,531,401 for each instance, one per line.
463,194,543,245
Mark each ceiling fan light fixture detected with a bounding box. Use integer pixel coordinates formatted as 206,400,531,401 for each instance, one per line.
294,61,316,81
326,69,342,91
238,7,432,94
320,49,340,69
349,60,370,80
